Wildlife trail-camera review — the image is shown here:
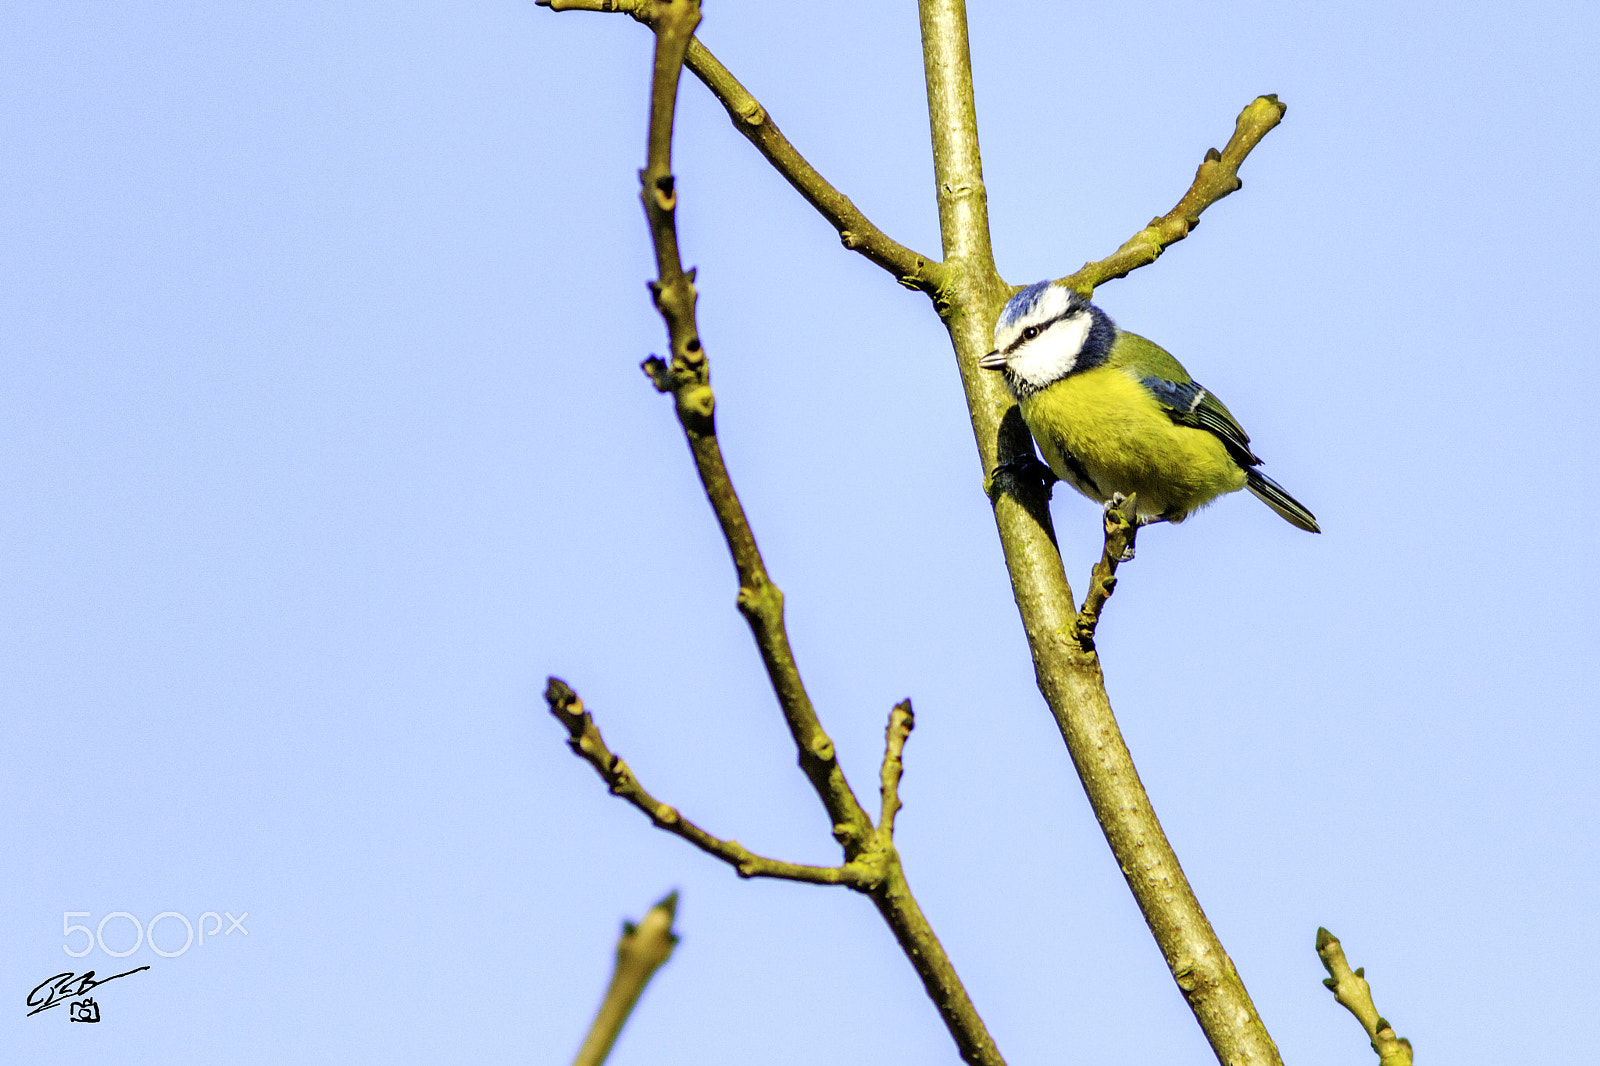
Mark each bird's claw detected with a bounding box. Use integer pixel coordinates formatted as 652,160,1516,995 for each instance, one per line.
1104,495,1139,561
986,454,1056,499
1103,494,1138,526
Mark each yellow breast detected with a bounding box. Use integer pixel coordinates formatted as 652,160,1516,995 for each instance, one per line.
1019,366,1247,521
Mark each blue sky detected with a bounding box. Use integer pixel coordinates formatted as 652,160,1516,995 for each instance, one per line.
4,1,1597,1063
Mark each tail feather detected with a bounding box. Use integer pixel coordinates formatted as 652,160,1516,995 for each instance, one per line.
1246,469,1320,533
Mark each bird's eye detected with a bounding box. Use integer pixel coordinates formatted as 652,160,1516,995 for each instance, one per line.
1022,326,1039,340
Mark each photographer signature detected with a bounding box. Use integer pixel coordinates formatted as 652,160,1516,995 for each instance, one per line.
26,966,150,1017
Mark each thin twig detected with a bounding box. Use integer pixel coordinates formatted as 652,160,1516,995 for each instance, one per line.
537,0,942,292
572,891,680,1066
1060,95,1287,295
1071,494,1138,651
877,700,914,839
546,678,859,886
545,678,1002,1066
1316,928,1415,1066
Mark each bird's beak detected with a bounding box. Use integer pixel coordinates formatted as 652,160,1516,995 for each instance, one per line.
977,350,1007,370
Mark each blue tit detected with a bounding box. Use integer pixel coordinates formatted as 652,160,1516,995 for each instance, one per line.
978,280,1319,533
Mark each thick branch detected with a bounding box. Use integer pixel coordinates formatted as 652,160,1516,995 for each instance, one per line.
545,678,858,885
537,0,941,292
1316,928,1415,1066
917,3,1284,1064
1061,95,1287,294
868,860,1004,1066
572,891,680,1066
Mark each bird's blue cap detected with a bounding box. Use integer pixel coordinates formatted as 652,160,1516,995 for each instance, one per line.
996,281,1055,331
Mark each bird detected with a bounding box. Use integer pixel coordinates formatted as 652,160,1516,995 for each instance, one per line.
978,280,1319,533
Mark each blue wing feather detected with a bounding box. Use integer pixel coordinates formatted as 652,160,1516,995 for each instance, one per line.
1138,374,1261,467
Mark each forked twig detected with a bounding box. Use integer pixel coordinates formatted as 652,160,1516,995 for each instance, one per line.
537,0,941,292
545,4,1004,1063
542,1,1312,1062
915,0,1288,1062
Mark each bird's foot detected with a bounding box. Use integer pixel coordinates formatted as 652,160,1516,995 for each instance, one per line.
1104,495,1140,561
986,454,1057,500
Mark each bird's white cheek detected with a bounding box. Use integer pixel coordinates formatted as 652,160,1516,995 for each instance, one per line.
1010,314,1091,390
1012,348,1075,389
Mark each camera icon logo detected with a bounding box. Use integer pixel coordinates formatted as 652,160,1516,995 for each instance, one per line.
69,998,100,1023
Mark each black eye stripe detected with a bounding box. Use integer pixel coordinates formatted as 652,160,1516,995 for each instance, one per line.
1004,309,1076,355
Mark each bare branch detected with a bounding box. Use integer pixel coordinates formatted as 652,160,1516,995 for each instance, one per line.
545,678,858,886
572,891,680,1066
631,0,878,858
870,863,1005,1066
1316,928,1416,1066
629,17,1005,1059
537,0,942,292
538,0,641,11
677,38,942,291
1061,95,1287,295
877,700,914,838
541,0,1301,1056
916,2,1286,1063
1071,494,1138,651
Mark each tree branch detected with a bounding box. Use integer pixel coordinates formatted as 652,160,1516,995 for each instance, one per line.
1316,928,1415,1066
547,678,1003,1066
553,10,1008,1061
546,678,858,885
866,860,1003,1066
916,2,1286,1063
1071,494,1138,651
572,891,680,1066
631,0,876,858
536,0,942,292
1060,95,1287,295
877,700,914,838
543,0,1300,1059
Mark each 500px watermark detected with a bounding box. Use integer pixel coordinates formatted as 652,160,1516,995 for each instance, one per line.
61,910,248,959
